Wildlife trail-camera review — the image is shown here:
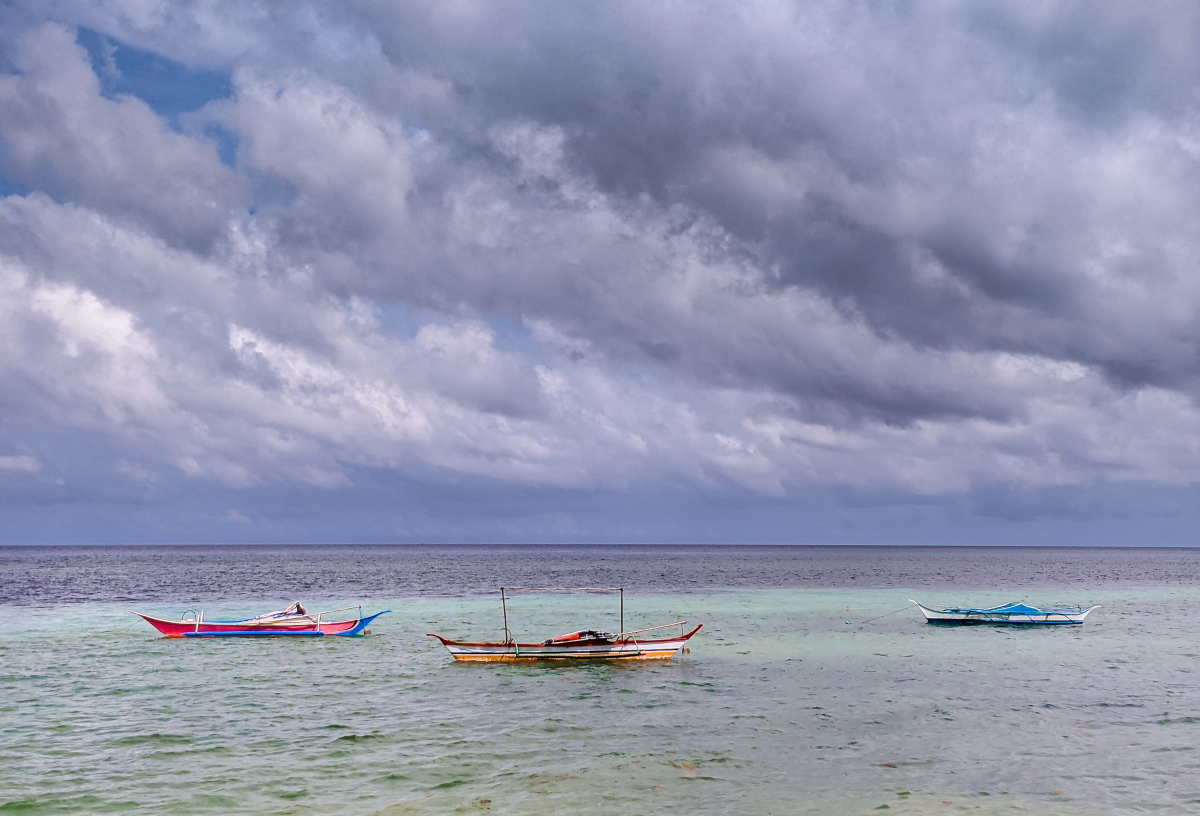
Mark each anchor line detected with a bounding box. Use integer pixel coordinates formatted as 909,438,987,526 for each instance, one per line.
855,605,914,625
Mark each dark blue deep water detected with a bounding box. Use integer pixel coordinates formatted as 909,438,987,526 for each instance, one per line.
4,544,1199,605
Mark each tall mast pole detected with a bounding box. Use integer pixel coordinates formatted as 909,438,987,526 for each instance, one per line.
501,587,510,643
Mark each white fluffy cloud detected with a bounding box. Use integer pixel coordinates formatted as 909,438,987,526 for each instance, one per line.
0,23,248,249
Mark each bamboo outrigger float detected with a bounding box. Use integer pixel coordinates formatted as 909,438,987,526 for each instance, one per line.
427,587,702,661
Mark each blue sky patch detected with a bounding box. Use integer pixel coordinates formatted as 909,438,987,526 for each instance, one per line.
76,28,233,124
0,144,31,197
0,174,31,197
202,123,240,168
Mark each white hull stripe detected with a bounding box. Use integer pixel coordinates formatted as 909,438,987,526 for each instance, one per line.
443,637,691,659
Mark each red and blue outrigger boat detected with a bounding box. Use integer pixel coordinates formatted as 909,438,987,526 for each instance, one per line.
132,602,389,637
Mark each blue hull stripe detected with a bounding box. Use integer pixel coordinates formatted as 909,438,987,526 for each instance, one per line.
926,620,1082,626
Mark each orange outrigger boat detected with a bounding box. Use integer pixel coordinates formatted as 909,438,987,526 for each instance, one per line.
427,587,702,661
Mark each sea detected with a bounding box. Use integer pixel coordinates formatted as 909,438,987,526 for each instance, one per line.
2,545,1199,815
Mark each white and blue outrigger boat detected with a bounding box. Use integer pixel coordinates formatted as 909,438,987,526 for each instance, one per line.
910,600,1098,626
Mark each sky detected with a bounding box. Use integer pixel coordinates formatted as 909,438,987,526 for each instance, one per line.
1,1,1200,545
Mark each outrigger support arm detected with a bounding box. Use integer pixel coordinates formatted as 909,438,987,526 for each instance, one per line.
616,621,688,638
313,604,363,619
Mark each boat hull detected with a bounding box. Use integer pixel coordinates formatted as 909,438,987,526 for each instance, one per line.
133,611,388,637
910,601,1097,626
428,624,702,661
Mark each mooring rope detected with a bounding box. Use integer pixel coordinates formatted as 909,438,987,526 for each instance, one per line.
849,604,914,626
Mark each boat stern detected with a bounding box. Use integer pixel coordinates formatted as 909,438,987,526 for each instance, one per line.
327,610,390,636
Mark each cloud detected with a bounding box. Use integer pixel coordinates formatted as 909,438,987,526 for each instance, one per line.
0,23,248,250
0,455,40,473
225,508,251,524
210,69,414,234
1,1,1200,540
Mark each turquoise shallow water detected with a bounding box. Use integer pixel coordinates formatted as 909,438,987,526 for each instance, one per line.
4,584,1200,815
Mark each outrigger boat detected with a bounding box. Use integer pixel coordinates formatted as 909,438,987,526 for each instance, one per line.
132,602,389,637
427,587,702,661
910,600,1098,626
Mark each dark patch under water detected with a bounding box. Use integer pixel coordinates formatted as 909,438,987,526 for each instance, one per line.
2,544,1198,606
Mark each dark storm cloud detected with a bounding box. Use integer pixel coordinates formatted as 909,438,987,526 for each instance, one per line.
336,1,1200,397
1,1,1200,540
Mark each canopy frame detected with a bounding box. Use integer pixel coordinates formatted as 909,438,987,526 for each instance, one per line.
499,587,624,643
